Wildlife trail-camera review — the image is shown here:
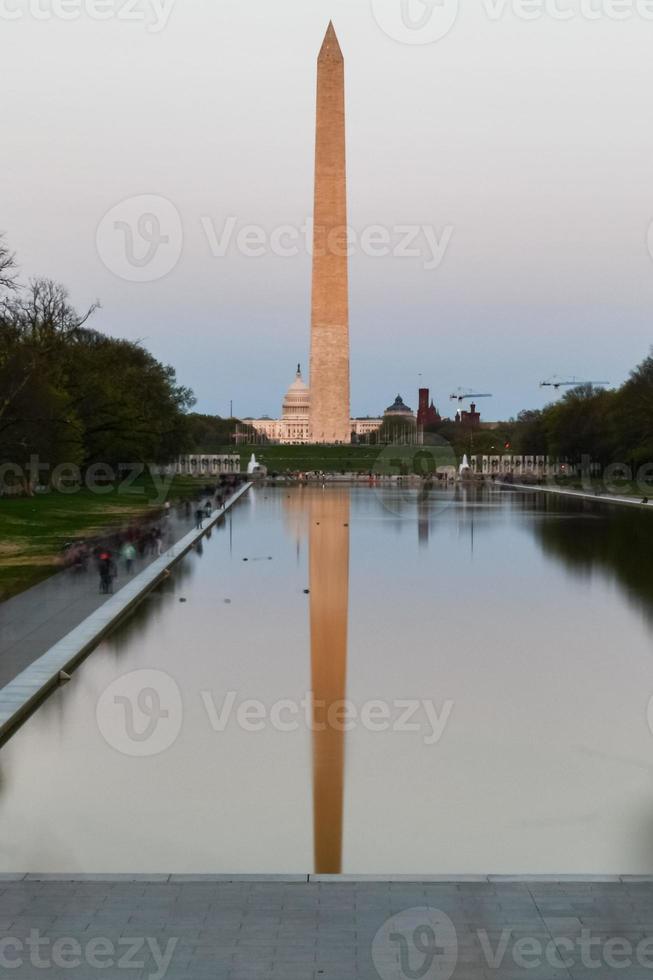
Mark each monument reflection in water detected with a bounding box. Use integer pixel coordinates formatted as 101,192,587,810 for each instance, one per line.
286,487,350,872
307,490,349,874
5,484,653,875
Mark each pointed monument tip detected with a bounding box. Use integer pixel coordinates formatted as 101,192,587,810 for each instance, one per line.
319,20,343,61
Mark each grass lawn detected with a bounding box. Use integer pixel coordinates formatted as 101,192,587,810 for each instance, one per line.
0,475,201,601
0,443,457,601
229,443,455,474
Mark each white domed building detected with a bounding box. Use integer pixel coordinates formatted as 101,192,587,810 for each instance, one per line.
249,366,312,445
282,367,311,426
247,365,383,445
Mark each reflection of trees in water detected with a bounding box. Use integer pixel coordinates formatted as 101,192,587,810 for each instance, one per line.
0,554,203,770
522,493,653,621
416,484,504,548
104,555,199,655
105,516,238,655
0,538,208,809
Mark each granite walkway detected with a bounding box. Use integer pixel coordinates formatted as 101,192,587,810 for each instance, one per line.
0,491,238,690
0,484,251,741
504,482,653,511
0,878,652,979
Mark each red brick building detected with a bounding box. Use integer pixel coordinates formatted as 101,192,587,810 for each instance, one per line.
417,388,442,429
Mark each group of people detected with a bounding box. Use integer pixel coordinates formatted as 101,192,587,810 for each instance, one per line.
192,479,238,529
62,476,243,595
69,524,170,594
194,494,221,529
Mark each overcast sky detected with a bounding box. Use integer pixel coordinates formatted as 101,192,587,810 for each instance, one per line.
3,0,653,420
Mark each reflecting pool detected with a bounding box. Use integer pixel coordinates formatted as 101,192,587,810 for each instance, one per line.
2,484,653,875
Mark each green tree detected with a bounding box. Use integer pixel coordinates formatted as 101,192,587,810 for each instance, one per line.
511,409,548,454
61,329,195,468
542,385,616,464
0,241,196,482
184,414,253,451
0,278,96,433
373,416,417,444
612,352,653,465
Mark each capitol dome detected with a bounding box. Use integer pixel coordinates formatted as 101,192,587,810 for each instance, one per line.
282,365,311,419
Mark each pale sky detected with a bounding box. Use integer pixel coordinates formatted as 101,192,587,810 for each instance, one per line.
3,0,653,420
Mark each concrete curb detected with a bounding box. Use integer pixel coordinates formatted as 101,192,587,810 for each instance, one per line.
0,483,252,744
4,873,653,884
502,482,653,510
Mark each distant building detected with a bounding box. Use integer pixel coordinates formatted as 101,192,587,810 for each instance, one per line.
247,366,383,445
456,402,482,427
417,388,442,428
247,366,311,445
384,395,416,420
157,455,241,477
351,417,385,438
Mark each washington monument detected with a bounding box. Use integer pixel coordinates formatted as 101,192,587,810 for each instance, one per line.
309,22,351,445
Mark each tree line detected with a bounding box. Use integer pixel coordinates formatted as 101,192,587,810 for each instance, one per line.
509,358,653,465
2,232,651,480
414,357,653,466
345,359,653,465
0,236,245,489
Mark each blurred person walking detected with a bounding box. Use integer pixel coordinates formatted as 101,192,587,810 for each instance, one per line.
121,541,136,574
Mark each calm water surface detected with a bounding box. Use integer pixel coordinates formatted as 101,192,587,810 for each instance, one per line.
2,484,653,875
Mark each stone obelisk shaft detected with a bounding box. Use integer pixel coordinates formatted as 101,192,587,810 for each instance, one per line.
309,23,351,445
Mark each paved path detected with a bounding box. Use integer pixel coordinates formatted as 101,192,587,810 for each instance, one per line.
0,491,236,690
0,878,652,979
504,482,653,511
0,484,252,741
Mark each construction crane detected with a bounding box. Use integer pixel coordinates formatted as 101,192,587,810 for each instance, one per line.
449,388,493,405
540,376,609,390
